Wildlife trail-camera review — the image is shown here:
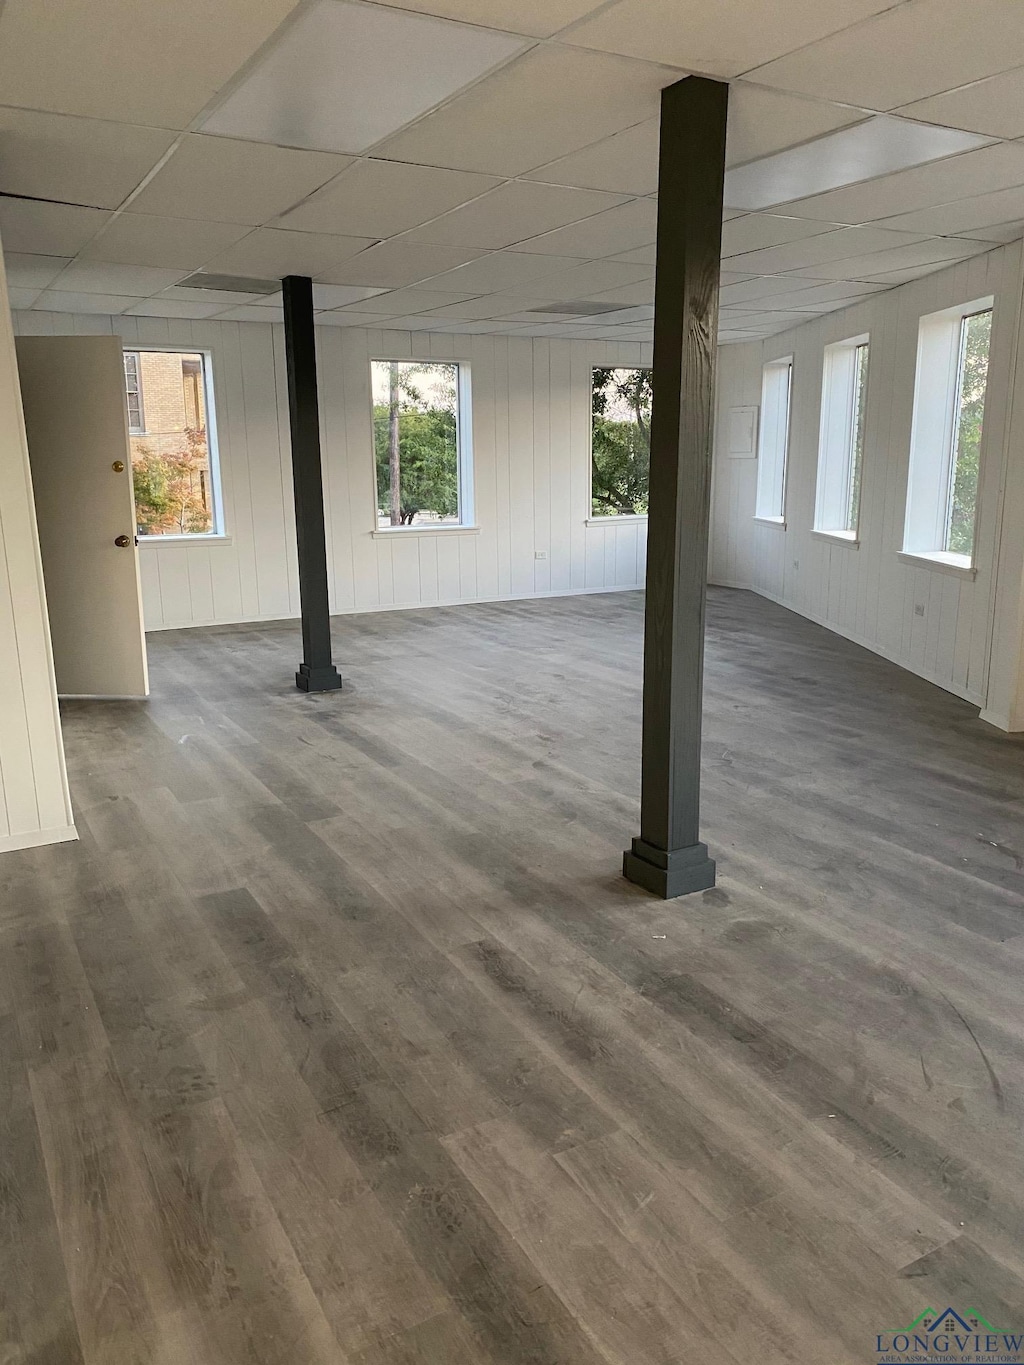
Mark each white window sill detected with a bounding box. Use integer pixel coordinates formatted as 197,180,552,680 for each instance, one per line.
753,515,787,529
585,515,648,527
898,550,977,580
811,529,859,548
139,534,232,547
371,524,480,539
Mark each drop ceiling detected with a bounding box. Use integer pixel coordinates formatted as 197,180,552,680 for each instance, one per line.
1,0,1023,345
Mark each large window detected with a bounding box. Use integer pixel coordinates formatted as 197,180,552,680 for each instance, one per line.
755,357,793,521
904,300,992,566
122,348,222,537
590,367,652,517
814,335,869,539
371,360,472,529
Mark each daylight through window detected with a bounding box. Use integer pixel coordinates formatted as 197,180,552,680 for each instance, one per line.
904,300,992,565
591,367,652,517
814,336,869,538
755,358,793,521
123,349,221,538
372,360,469,529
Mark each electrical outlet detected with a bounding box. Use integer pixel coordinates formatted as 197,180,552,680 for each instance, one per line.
914,603,926,617
535,550,547,560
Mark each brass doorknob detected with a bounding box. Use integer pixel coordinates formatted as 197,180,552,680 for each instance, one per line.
114,535,131,548
112,460,125,473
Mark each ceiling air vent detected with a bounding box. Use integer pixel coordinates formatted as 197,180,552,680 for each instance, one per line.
179,272,279,294
526,301,623,316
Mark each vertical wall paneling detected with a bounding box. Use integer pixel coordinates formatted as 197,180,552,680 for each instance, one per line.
711,242,1024,721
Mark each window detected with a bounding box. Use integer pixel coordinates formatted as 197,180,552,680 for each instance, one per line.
371,360,472,529
122,348,222,537
904,299,993,566
814,335,869,538
590,367,652,516
755,357,793,521
123,351,144,433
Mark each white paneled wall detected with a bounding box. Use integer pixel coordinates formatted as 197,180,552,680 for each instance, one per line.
13,310,651,630
712,242,1024,718
0,239,74,852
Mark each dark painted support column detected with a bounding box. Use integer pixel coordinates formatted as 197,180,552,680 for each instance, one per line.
623,75,728,899
282,275,342,693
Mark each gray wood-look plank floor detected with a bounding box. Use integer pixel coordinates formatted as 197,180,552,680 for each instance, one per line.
3,587,1024,1364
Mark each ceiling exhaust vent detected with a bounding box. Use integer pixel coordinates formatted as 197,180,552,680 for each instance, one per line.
526,300,623,316
179,272,279,294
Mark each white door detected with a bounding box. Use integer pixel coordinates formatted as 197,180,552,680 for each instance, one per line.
16,336,149,698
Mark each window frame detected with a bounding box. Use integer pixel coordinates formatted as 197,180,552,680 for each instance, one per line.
813,333,870,543
369,358,475,535
903,296,993,570
754,355,793,525
123,350,145,434
124,345,227,542
587,364,652,524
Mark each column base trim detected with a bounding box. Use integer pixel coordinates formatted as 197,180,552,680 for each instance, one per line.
295,663,342,693
623,838,716,899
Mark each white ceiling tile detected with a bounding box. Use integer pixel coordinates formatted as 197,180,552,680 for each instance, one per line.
520,259,655,300
898,67,1024,139
744,279,889,308
871,184,1024,237
124,299,225,318
719,273,833,303
50,262,187,296
340,287,478,315
201,227,376,278
726,86,868,169
361,0,602,38
81,212,251,269
514,197,658,257
0,109,175,210
722,225,925,273
316,241,489,289
374,45,675,177
777,141,1024,222
202,0,525,154
720,213,843,256
583,279,656,305
214,304,285,322
563,0,898,78
403,182,632,250
8,286,40,309
128,136,353,226
747,0,1024,110
606,244,658,266
415,296,515,320
35,290,140,314
724,117,993,211
423,250,588,293
0,197,111,255
314,309,389,327
277,160,502,237
782,235,989,279
524,121,661,195
310,284,388,308
0,0,303,127
1,253,70,290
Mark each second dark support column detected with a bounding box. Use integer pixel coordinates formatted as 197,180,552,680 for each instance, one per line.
282,275,342,694
623,75,729,899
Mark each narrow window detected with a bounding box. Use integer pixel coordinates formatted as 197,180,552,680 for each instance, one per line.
755,357,792,521
814,335,869,538
371,360,471,529
123,349,223,537
904,299,992,566
590,367,652,516
123,351,144,433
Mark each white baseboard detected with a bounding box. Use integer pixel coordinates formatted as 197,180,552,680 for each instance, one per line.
144,582,647,633
0,824,78,854
979,707,1024,733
